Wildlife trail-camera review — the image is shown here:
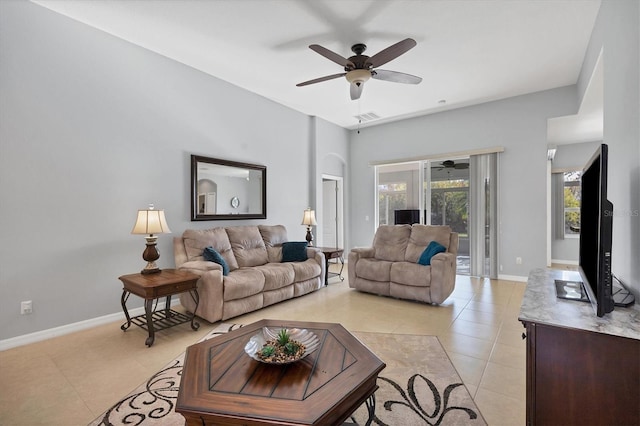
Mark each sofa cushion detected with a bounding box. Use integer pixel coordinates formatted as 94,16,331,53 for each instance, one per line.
282,241,308,262
182,228,239,271
203,246,230,275
259,225,288,262
226,226,269,267
418,241,446,266
259,224,288,246
391,262,432,287
291,259,322,282
355,258,392,282
223,268,265,301
253,263,295,291
373,225,411,262
405,225,452,263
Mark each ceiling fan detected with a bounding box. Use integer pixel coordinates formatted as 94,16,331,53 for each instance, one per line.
432,160,470,170
296,38,422,100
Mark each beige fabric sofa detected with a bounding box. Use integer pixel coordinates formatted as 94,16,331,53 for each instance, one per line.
348,225,459,304
173,225,325,323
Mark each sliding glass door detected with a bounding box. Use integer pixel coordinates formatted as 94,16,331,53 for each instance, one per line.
377,162,420,226
426,160,470,274
376,153,498,278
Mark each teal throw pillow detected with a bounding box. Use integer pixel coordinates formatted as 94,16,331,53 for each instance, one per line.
203,246,229,276
418,241,446,266
281,241,308,262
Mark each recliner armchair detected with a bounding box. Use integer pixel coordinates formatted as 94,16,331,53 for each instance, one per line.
348,224,458,304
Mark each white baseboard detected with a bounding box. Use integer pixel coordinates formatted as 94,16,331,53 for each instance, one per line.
0,299,180,351
497,273,528,282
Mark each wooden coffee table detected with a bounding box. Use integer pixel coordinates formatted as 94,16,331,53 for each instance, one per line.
176,319,385,425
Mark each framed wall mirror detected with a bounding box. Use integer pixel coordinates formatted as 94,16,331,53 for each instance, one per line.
191,155,266,221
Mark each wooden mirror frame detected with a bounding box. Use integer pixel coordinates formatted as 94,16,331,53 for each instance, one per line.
191,155,267,221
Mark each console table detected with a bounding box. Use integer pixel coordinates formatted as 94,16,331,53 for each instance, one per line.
119,269,200,347
519,268,640,425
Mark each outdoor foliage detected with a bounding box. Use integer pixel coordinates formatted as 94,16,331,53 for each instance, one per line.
564,172,581,235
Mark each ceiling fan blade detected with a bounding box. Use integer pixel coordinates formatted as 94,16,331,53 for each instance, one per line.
366,38,417,68
296,72,346,87
372,69,422,84
350,83,363,100
309,44,355,68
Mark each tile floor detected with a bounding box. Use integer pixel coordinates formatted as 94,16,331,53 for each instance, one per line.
0,266,527,425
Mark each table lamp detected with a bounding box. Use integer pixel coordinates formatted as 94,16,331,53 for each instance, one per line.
131,204,171,274
301,207,317,246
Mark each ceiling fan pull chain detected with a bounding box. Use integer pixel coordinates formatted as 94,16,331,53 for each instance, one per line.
357,99,362,134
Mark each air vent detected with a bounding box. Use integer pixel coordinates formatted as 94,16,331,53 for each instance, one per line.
354,112,380,122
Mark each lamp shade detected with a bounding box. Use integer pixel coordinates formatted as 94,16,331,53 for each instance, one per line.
131,206,171,235
301,208,317,226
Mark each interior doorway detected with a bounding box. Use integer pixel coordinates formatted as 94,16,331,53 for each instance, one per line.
322,175,344,248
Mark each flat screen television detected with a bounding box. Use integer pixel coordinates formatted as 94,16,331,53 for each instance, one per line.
394,209,420,225
578,143,614,317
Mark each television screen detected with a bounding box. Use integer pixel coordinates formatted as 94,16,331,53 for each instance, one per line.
578,143,614,317
394,209,420,225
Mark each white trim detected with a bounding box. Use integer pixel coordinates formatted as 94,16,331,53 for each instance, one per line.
0,299,179,351
497,273,528,282
552,167,585,174
552,259,579,266
369,146,504,166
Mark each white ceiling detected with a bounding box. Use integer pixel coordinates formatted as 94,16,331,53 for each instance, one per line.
32,0,601,131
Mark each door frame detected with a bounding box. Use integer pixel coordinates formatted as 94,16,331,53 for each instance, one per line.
322,174,344,248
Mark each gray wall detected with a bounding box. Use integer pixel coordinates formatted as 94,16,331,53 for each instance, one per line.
349,87,578,278
0,1,346,340
314,117,350,249
577,0,639,297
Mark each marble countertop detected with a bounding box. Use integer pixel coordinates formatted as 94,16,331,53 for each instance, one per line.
519,268,640,341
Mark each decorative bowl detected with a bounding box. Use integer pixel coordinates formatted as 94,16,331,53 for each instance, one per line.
244,327,320,364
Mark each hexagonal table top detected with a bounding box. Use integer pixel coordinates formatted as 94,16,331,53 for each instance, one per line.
177,319,385,425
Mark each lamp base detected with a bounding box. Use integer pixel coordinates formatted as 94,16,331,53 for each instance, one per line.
141,264,161,275
141,236,161,275
305,227,314,247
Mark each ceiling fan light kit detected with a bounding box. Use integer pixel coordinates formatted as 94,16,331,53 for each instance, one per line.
345,69,371,86
297,38,421,101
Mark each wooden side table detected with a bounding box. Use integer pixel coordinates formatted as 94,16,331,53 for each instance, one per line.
316,247,344,286
119,269,200,347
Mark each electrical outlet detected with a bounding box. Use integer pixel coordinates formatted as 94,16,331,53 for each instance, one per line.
516,257,522,265
21,300,32,315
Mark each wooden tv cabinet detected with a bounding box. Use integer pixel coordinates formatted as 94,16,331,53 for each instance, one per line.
519,269,640,426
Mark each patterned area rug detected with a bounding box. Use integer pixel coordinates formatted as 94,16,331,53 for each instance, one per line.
89,324,485,426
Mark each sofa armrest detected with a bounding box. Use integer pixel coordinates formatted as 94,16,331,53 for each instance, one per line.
347,247,375,287
178,264,224,323
305,247,326,287
350,247,374,258
429,252,457,304
178,260,222,274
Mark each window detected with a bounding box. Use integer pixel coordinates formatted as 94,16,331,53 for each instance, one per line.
564,171,581,237
378,182,407,225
